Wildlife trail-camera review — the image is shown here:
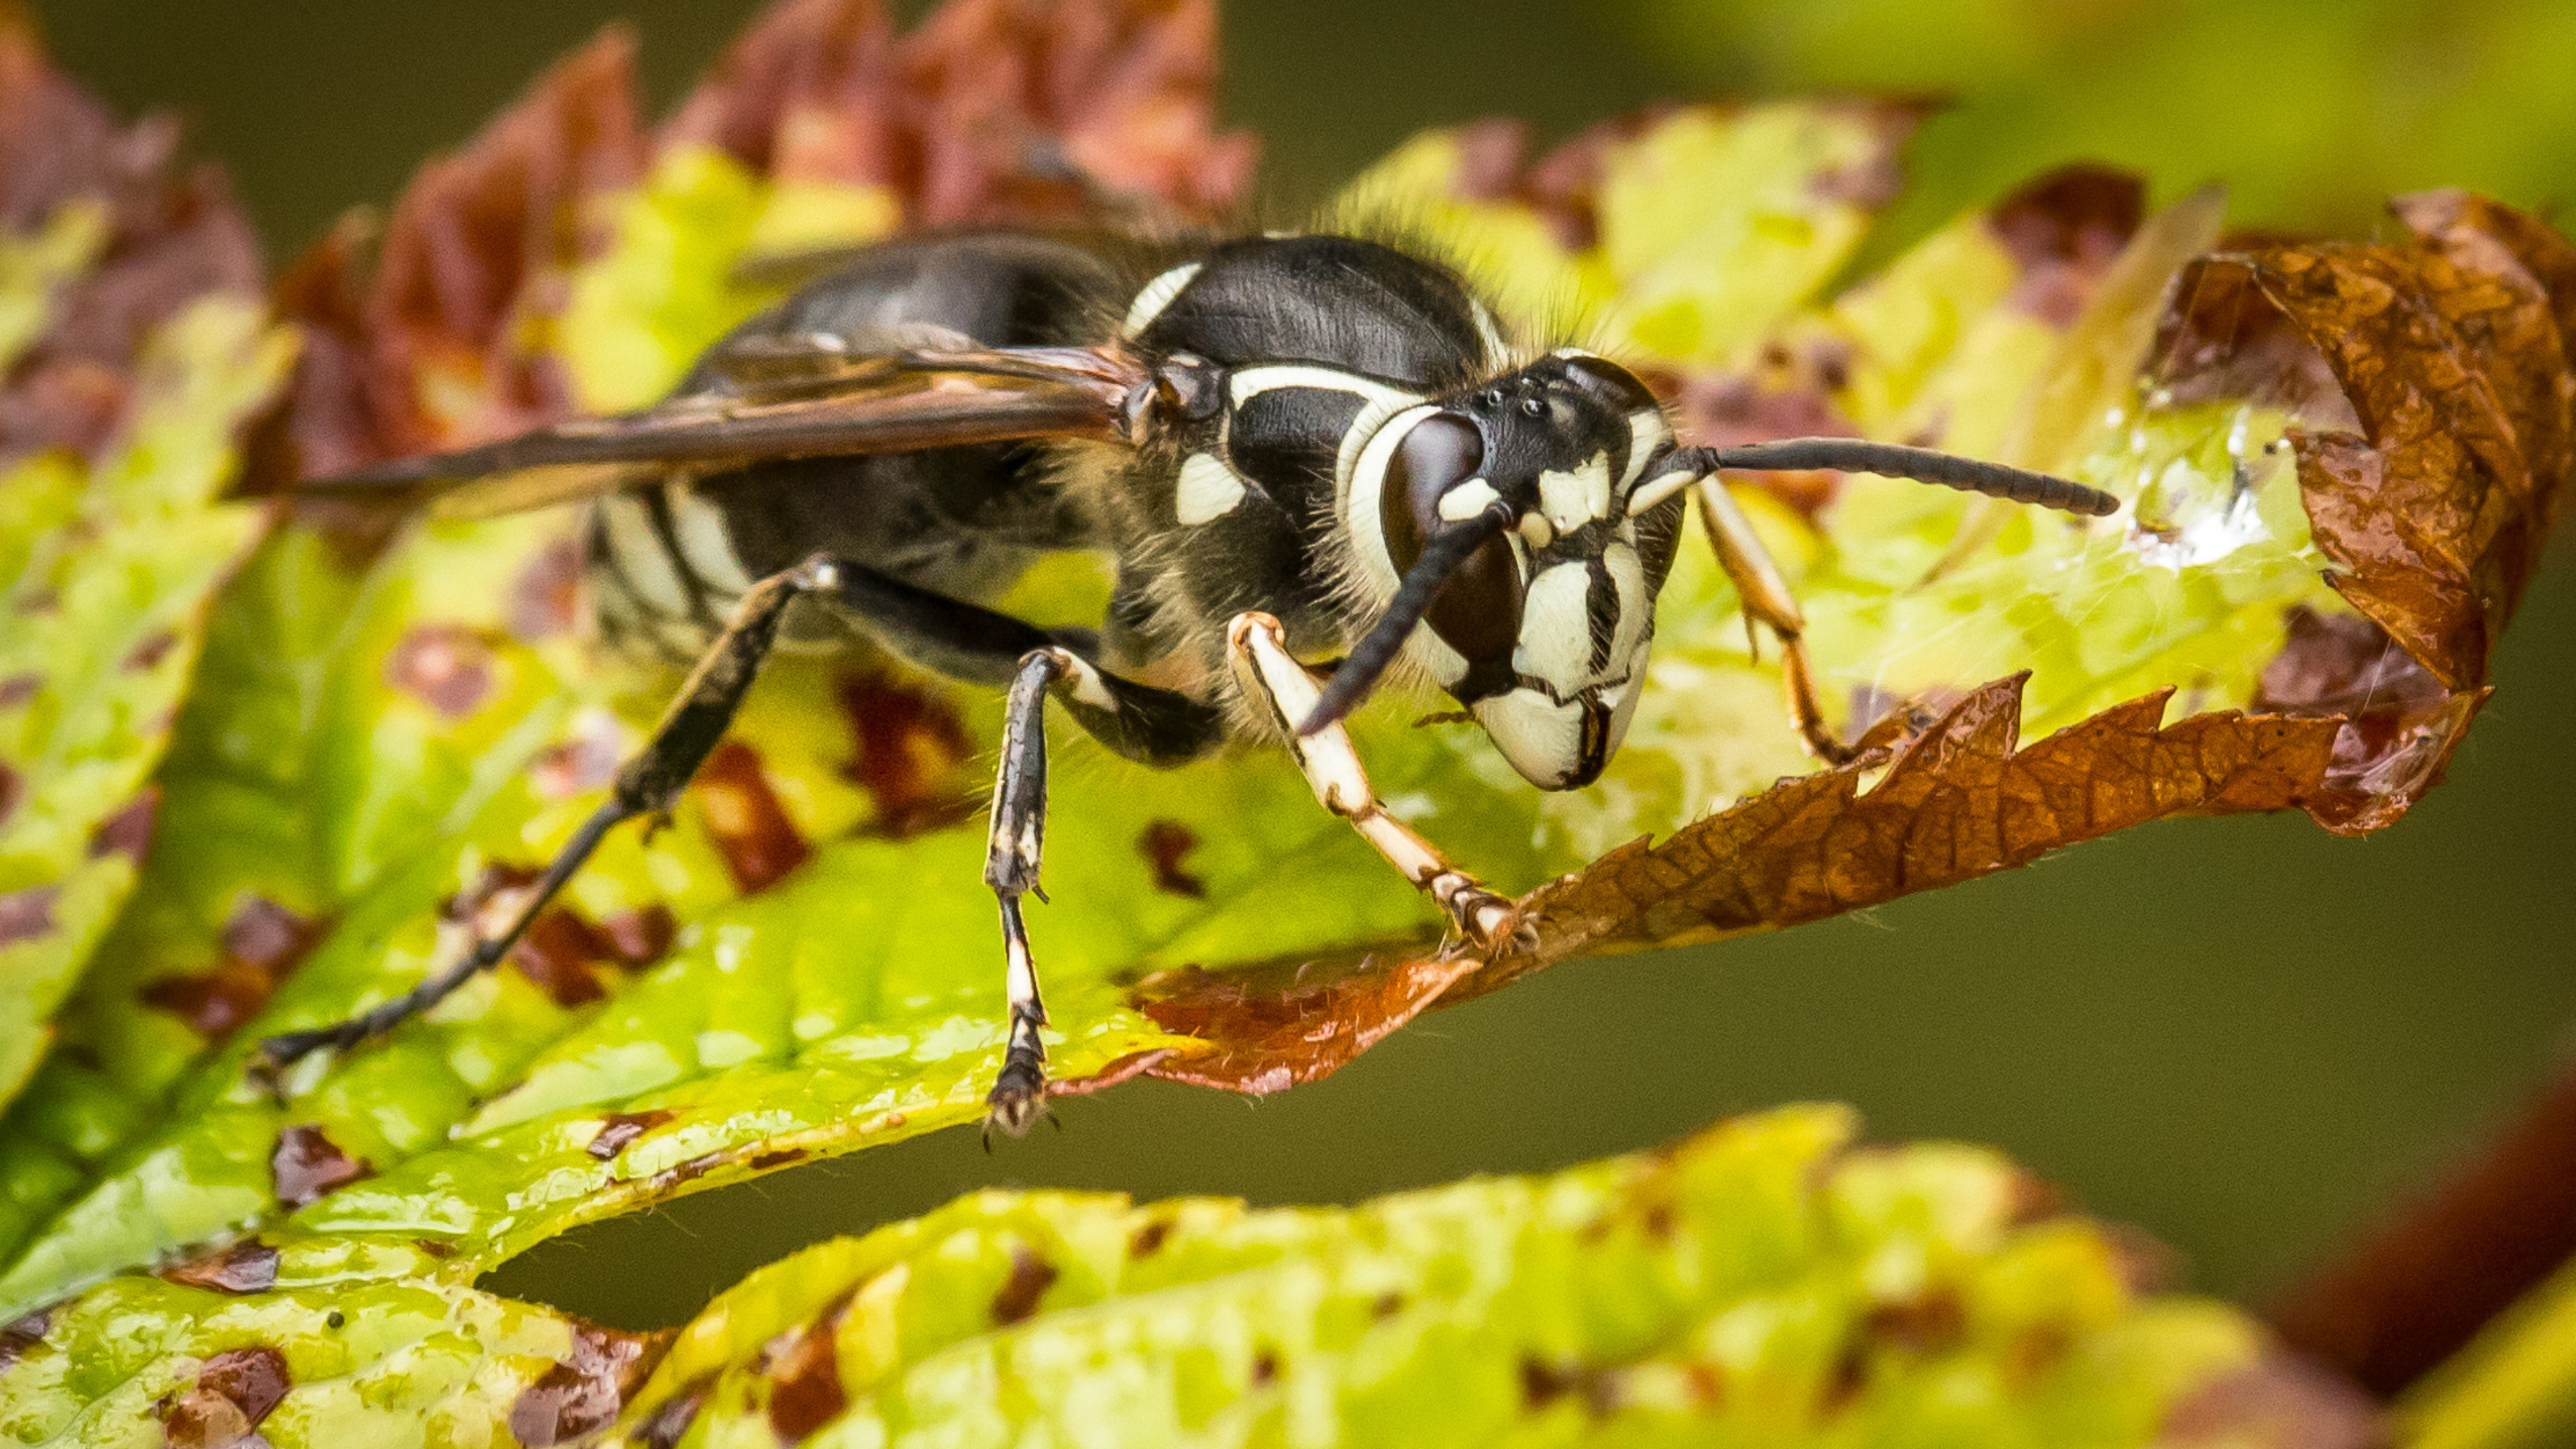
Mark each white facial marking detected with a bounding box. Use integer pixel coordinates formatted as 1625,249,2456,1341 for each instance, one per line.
1121,262,1201,337
1518,513,1554,549
1175,452,1248,525
1438,478,1499,521
1472,687,1585,789
1537,452,1613,535
1232,365,1417,411
1624,468,1696,517
1514,561,1595,694
1603,540,1648,665
1621,409,1669,489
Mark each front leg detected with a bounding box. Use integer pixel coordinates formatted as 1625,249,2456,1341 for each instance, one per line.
1226,612,1522,951
1690,475,1856,766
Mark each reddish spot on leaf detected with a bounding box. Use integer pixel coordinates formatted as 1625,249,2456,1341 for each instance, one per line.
0,885,58,946
637,1375,714,1449
749,1148,807,1170
386,623,498,718
764,1297,851,1445
271,1124,371,1209
508,1322,671,1448
586,1109,676,1161
1138,818,1206,898
837,674,977,837
0,674,37,708
532,714,625,799
0,761,17,831
414,1237,457,1259
2157,1352,2382,1449
511,535,585,640
158,1346,289,1449
85,784,157,861
1987,164,2145,327
140,895,323,1042
510,906,616,1008
990,1245,1058,1326
158,1238,279,1295
1140,944,1479,1096
1519,1358,1617,1417
599,904,677,965
696,740,812,892
0,1306,52,1372
647,1150,726,1193
1128,1220,1172,1258
1863,1289,1967,1354
121,629,177,671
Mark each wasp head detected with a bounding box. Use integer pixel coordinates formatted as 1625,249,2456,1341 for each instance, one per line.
1332,350,1688,790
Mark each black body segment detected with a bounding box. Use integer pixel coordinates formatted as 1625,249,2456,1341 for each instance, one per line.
268,223,2120,1134
1127,234,1499,386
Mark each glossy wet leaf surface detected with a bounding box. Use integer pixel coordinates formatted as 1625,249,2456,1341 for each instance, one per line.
0,0,2563,1442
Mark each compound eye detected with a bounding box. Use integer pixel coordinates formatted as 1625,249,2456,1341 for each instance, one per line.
1556,352,1660,412
1378,413,1521,667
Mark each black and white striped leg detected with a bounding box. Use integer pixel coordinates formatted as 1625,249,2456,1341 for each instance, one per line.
1226,612,1525,952
256,555,840,1077
981,645,1226,1139
983,651,1059,1140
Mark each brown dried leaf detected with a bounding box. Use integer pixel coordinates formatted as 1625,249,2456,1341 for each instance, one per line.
260,0,1250,494
671,0,1252,227
258,31,646,486
0,13,260,462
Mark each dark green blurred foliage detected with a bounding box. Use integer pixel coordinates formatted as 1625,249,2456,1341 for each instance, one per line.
30,0,2576,1332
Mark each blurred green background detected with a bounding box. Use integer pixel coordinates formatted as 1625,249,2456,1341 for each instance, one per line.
34,0,2576,1330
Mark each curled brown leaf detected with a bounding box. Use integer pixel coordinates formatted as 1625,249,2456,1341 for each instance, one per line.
257,0,1251,495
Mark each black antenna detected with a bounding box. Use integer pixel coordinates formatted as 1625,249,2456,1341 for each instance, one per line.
1298,510,1509,735
1688,439,2121,517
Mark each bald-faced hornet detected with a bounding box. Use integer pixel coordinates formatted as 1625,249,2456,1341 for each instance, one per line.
255,230,2116,1134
